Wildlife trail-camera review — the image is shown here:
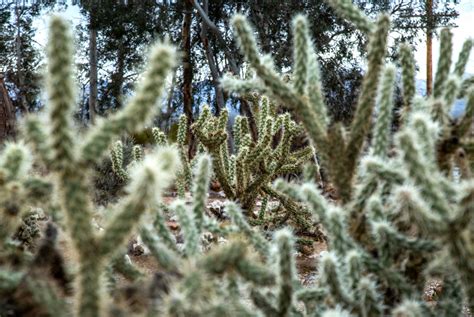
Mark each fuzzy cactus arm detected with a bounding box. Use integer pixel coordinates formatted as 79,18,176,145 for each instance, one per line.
372,65,396,158
46,16,75,170
307,52,329,129
398,44,416,121
295,288,327,308
292,15,310,95
99,148,178,257
356,278,384,316
152,204,178,251
371,220,439,257
235,257,276,286
177,114,188,149
441,76,461,120
98,188,150,257
275,229,296,316
326,207,357,254
220,142,231,178
433,29,453,100
299,183,330,224
110,140,128,181
233,116,244,152
0,183,23,242
397,130,451,216
23,117,53,167
344,15,390,199
132,145,143,162
0,143,31,182
451,181,474,231
110,253,143,281
218,106,229,131
79,43,176,166
198,240,247,275
319,252,355,306
140,227,180,271
362,157,405,185
220,74,267,95
459,75,474,98
391,300,425,317
191,155,211,233
454,39,473,77
394,185,446,234
351,174,379,213
455,89,474,138
77,256,102,316
59,169,95,256
345,250,363,290
173,199,200,256
235,146,248,197
225,202,270,258
231,15,328,152
446,232,474,312
432,76,461,126
407,113,439,167
258,196,268,220
257,97,270,137
152,127,167,146
250,288,279,316
324,0,374,34
210,146,235,198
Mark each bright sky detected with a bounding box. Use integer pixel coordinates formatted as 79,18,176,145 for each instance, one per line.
414,1,474,79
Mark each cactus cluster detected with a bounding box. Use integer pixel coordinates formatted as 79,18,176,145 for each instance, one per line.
1,1,474,316
192,97,315,230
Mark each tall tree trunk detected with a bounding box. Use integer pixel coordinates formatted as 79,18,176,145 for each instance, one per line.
191,0,258,140
112,41,125,110
182,0,195,158
15,4,28,113
0,74,16,142
88,12,98,124
198,0,224,114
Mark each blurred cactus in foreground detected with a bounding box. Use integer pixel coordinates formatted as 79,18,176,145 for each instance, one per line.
7,15,177,317
0,2,473,316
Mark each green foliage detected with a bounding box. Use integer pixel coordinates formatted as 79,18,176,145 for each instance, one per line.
193,98,314,230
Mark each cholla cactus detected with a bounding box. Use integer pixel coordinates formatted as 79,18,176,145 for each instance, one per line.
110,140,128,180
222,1,474,314
110,140,148,181
176,114,192,197
1,4,473,317
223,12,389,204
110,126,168,181
193,97,314,229
0,143,46,243
19,16,177,316
152,126,168,146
